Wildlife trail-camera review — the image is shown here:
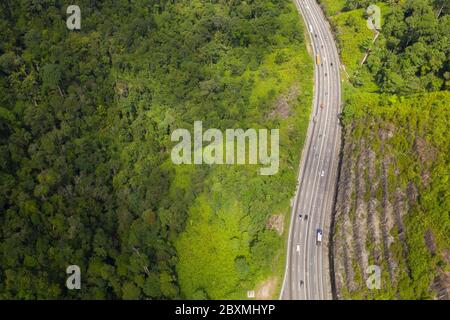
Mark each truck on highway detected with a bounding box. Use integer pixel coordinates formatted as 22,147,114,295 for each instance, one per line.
316,54,321,65
316,229,323,245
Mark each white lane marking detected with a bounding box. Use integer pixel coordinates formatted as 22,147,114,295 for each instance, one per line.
307,0,341,300
294,0,323,300
303,0,334,299
290,0,340,300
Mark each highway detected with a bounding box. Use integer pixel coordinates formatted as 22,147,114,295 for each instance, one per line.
280,0,342,300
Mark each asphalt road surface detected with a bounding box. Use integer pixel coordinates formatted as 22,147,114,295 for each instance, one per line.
280,0,342,300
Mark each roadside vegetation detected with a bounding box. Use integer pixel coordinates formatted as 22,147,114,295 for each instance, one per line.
318,0,449,299
0,0,312,299
175,3,313,300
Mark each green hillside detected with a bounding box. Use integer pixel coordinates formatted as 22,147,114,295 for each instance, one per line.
0,0,312,299
323,0,450,299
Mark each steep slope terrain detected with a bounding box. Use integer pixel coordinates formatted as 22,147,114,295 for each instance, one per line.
334,92,449,299
317,0,449,299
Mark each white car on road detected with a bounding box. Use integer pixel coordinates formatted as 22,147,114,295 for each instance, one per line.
316,229,323,245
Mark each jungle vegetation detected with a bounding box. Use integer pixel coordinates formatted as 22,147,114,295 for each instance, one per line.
0,0,313,299
318,0,449,299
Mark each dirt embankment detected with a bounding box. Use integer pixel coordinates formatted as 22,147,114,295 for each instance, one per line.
331,122,424,299
255,277,278,300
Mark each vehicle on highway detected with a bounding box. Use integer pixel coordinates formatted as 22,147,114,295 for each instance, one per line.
281,0,341,300
316,229,323,245
298,214,303,220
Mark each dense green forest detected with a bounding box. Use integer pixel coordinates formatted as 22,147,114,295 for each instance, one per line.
318,0,449,299
2,0,447,300
0,0,312,299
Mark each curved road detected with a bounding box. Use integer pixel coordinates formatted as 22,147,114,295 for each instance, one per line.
281,0,341,300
